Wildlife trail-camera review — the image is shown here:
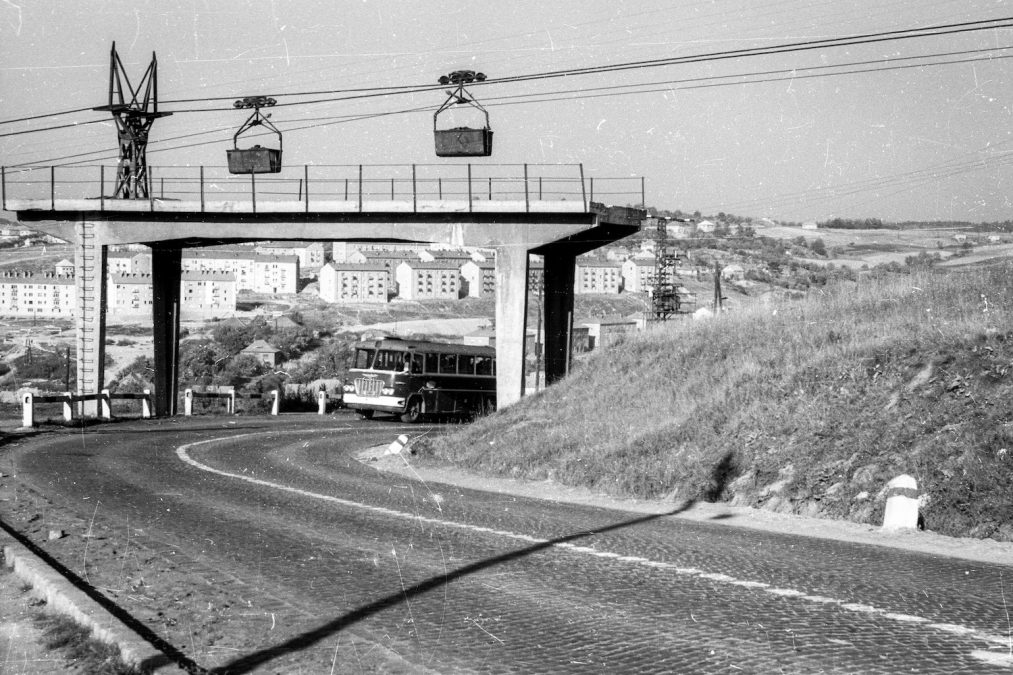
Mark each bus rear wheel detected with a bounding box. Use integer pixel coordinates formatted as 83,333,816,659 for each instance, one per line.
401,398,424,423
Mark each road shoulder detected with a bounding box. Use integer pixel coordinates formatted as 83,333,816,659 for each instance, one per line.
358,444,1013,567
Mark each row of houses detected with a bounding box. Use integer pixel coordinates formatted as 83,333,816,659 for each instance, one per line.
319,243,671,304
102,248,300,294
0,270,238,319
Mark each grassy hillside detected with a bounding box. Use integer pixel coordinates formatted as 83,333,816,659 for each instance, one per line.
419,264,1013,542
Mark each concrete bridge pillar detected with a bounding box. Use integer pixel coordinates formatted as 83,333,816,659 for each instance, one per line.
542,251,576,385
494,242,530,408
73,218,107,417
151,247,182,416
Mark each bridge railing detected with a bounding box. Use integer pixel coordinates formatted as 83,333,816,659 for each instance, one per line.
2,164,646,213
20,389,152,427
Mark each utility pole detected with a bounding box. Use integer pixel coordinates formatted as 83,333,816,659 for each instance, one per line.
713,260,725,312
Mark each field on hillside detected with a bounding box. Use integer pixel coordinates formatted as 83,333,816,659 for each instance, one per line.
419,263,1013,542
0,243,74,272
760,224,1010,269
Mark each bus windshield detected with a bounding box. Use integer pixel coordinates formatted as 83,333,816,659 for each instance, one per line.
353,348,374,369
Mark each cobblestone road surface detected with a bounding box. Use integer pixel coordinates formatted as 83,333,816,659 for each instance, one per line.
5,416,1012,673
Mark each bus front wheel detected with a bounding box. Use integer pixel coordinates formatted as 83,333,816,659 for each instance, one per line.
357,409,375,420
401,398,424,424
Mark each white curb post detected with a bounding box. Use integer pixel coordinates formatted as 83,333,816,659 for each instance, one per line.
882,474,919,530
317,390,327,415
386,434,410,455
21,392,33,428
141,389,152,419
184,389,194,416
100,389,113,419
270,389,280,416
62,393,73,423
227,390,236,415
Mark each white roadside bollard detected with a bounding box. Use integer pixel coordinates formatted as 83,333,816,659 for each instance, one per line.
270,389,281,416
882,474,919,531
317,390,327,415
386,434,410,456
141,389,152,419
184,389,194,416
21,392,34,428
100,389,113,419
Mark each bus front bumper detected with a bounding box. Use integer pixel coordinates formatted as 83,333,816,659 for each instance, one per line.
343,393,406,413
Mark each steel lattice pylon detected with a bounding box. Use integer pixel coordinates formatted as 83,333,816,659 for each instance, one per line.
648,217,682,322
93,42,172,200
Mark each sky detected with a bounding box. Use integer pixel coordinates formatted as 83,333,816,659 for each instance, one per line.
1,0,1011,224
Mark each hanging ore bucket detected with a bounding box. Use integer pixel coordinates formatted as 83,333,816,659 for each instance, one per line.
433,70,493,157
227,95,283,174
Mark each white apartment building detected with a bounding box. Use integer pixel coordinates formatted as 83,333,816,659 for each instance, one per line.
0,272,75,317
574,260,623,294
395,260,461,300
108,271,238,318
318,262,389,304
255,241,326,274
460,260,496,298
182,250,299,293
621,258,657,293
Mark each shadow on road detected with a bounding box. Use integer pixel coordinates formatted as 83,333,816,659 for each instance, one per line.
212,499,699,674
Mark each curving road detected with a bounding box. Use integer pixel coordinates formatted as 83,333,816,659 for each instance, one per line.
6,415,1013,673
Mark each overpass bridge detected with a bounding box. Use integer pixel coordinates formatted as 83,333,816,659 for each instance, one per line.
3,162,645,416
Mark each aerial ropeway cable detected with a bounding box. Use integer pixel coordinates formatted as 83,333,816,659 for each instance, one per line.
433,70,493,157
227,95,283,174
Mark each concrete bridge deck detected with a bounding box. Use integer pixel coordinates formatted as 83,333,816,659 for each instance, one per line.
5,163,647,417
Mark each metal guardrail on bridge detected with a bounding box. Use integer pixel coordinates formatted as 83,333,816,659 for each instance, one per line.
2,163,646,214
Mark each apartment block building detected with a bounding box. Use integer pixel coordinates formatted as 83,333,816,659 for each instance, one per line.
318,262,390,304
0,272,75,317
182,250,299,293
108,271,237,319
460,260,496,298
255,241,326,274
395,260,461,300
621,258,657,293
574,260,623,294
181,271,238,318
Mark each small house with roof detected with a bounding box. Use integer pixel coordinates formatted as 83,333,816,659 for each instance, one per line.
242,340,282,367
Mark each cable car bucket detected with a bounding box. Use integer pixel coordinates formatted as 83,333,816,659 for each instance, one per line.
434,71,493,157
227,95,283,174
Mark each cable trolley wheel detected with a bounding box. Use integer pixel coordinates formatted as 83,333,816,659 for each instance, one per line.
227,96,283,174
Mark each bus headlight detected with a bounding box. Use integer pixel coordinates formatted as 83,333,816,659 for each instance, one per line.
381,387,394,396
343,384,354,393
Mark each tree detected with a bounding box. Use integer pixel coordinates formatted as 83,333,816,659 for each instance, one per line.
810,238,827,257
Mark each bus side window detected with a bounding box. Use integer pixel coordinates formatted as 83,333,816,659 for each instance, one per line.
424,352,439,374
406,354,422,374
459,355,476,374
439,353,457,374
354,349,374,369
476,355,493,376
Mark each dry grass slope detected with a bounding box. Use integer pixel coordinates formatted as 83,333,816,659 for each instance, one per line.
420,265,1013,541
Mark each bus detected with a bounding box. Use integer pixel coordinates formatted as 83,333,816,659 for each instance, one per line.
342,337,496,422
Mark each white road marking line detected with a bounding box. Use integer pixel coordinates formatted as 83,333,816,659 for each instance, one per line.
176,434,1012,660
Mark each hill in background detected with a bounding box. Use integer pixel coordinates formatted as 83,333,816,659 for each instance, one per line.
419,264,1013,542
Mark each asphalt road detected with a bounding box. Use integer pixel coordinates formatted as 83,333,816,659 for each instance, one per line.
6,415,1013,673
